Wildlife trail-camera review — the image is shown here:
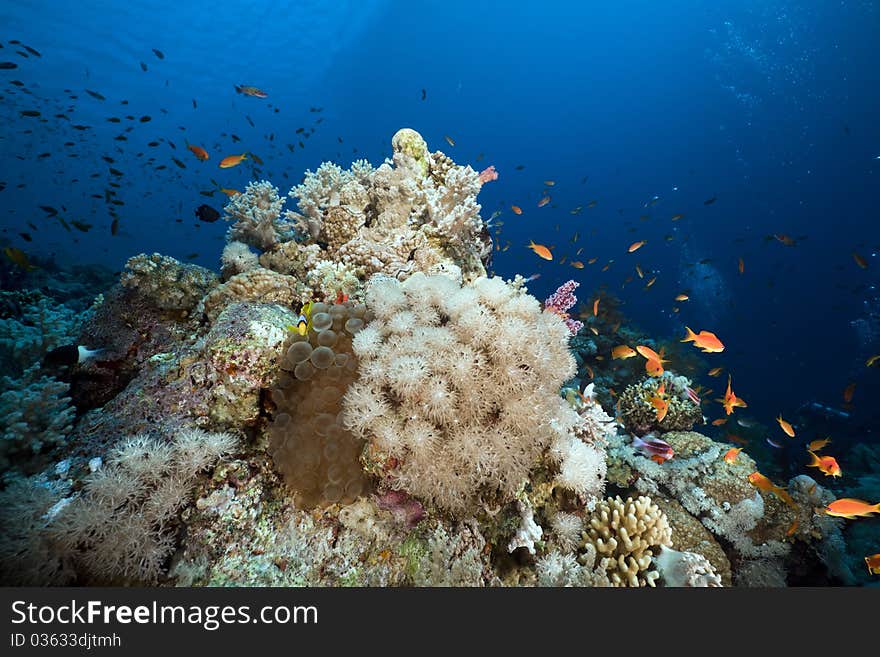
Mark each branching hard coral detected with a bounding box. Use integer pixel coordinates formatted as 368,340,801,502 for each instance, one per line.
48,429,238,584
0,364,75,475
121,253,218,313
287,162,371,242
581,495,672,587
342,273,580,515
223,180,297,251
618,373,702,435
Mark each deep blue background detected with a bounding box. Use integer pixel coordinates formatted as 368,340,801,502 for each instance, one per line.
2,1,879,444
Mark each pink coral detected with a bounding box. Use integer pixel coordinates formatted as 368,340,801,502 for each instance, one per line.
544,280,583,336
478,166,498,184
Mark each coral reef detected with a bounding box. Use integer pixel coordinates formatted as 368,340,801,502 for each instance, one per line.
120,253,218,314
200,268,305,322
0,364,75,476
342,273,584,515
617,373,702,435
223,180,298,251
653,545,722,587
220,241,260,279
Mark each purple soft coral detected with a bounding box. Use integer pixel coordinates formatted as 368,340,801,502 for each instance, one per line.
544,279,584,335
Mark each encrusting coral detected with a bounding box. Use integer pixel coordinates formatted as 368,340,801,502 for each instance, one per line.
121,253,218,314
341,272,598,515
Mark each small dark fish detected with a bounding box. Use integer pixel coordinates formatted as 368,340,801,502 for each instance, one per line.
172,157,186,169
19,232,32,242
72,124,91,130
58,218,71,231
515,164,525,170
703,196,717,205
85,89,105,100
421,88,426,100
337,136,343,143
70,220,92,232
185,253,199,259
19,110,40,117
296,127,304,134
106,117,121,123
139,115,151,122
23,45,41,57
167,140,176,149
231,134,241,142
101,156,114,163
110,199,124,206
37,152,50,158
250,152,263,165
140,61,148,71
55,113,69,120
39,205,58,216
192,98,197,108
147,141,160,146
199,190,215,197
8,40,21,45
109,167,123,176
246,115,254,127
110,217,119,235
195,204,220,223
114,135,127,141
42,344,107,369
152,48,164,59
0,62,18,69
9,79,23,86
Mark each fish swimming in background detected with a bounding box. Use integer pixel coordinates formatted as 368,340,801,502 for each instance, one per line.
194,204,220,223
708,367,724,377
611,345,637,360
4,246,37,270
853,252,868,269
865,554,880,575
675,294,689,301
807,438,831,452
807,450,841,477
628,240,647,253
632,434,674,462
152,48,164,59
537,196,551,207
738,257,745,274
511,205,522,215
444,135,455,147
748,471,794,506
681,327,725,353
866,354,880,368
823,499,880,519
527,241,552,260
42,344,108,368
720,375,747,415
219,153,247,168
235,85,268,98
776,414,795,437
843,382,856,404
187,144,209,161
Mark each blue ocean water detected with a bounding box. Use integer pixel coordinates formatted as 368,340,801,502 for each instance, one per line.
1,1,878,533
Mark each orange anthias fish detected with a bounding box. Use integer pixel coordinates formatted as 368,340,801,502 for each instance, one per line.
219,153,248,168
628,240,647,253
865,553,880,575
681,326,725,353
675,293,689,301
645,358,664,377
527,241,552,260
538,196,551,207
774,233,796,246
511,205,522,215
777,414,795,437
843,382,856,404
651,383,669,422
593,298,599,316
723,447,742,464
708,367,724,377
786,518,799,538
807,450,842,478
711,418,728,426
571,260,584,269
187,144,209,161
748,471,795,506
738,257,745,274
807,438,831,452
823,499,880,519
720,375,747,415
235,85,268,98
635,345,666,363
219,187,240,197
612,345,637,360
867,354,880,368
853,252,868,269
